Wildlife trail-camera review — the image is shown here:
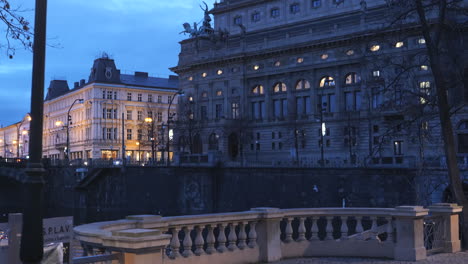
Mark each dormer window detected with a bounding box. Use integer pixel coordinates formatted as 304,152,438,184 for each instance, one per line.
418,38,426,45
217,69,223,75
234,16,242,25
202,72,207,78
251,12,260,22
395,41,404,48
297,57,304,64
346,49,354,56
271,8,280,18
321,54,329,60
290,3,300,14
370,44,380,52
274,61,281,67
253,64,260,71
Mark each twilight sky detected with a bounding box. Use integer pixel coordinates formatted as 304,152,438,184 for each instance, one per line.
0,0,215,126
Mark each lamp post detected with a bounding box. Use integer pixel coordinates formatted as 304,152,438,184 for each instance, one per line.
15,115,31,158
166,90,184,165
145,117,155,163
66,98,84,160
21,0,47,262
317,102,327,167
136,141,141,165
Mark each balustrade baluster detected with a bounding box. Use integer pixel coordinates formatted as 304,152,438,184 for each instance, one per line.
228,223,238,251
371,216,378,230
356,216,364,234
309,217,319,241
169,228,181,259
325,216,334,240
238,222,247,249
284,218,293,243
386,217,393,242
340,216,348,240
297,217,306,241
205,224,216,254
217,223,228,253
248,221,257,248
182,226,193,257
194,226,205,256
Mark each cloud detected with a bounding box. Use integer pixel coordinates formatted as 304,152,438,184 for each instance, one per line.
0,63,32,74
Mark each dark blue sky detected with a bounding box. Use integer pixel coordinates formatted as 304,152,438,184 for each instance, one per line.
0,0,215,126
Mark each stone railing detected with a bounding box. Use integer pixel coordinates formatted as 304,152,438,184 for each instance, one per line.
74,204,462,264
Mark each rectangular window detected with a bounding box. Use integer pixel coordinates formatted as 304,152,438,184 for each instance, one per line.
304,96,311,114
274,100,281,118
107,91,113,99
260,101,265,119
215,104,223,119
106,128,112,140
138,129,143,140
113,109,117,119
231,102,239,119
296,97,304,115
372,88,383,109
271,8,280,18
138,93,142,102
137,111,142,121
106,109,113,119
102,90,106,99
394,141,403,155
272,142,276,150
157,112,162,122
114,91,117,100
148,111,153,118
419,81,431,104
127,129,132,140
127,93,132,101
102,108,106,119
127,110,132,120
312,0,321,8
282,99,287,117
168,96,172,103
158,95,162,103
201,106,207,120
290,3,300,13
148,94,153,102
373,70,380,77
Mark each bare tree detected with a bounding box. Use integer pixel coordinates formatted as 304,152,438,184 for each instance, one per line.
382,0,468,242
0,0,33,59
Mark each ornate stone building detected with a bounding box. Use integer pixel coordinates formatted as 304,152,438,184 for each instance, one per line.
172,0,467,166
39,56,179,162
0,114,31,159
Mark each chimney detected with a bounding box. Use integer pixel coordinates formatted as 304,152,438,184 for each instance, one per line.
80,79,86,86
135,71,148,78
74,82,79,88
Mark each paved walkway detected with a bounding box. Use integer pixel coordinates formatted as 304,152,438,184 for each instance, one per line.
272,252,468,264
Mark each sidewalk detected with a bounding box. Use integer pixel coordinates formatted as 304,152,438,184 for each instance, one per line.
272,252,468,264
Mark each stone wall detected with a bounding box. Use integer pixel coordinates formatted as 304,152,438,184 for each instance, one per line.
39,166,418,224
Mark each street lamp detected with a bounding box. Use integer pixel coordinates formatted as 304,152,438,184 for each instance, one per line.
66,98,84,160
317,102,327,167
145,117,155,163
16,114,31,158
166,89,184,165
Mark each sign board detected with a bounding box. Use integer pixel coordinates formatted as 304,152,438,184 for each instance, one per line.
43,216,73,244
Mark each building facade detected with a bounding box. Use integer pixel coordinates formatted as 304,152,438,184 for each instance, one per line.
1,56,179,163
0,114,31,159
172,0,468,167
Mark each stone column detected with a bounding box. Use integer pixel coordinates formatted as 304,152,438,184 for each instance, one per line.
393,206,429,261
427,203,463,253
251,207,284,262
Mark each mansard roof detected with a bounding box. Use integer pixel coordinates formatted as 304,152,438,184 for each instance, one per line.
45,80,70,101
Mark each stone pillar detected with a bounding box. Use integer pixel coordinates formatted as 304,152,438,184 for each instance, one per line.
393,206,429,261
252,207,284,262
427,203,462,253
103,228,171,264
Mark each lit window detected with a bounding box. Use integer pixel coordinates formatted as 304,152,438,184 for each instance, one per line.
188,76,193,81
251,12,260,22
271,8,280,18
418,38,426,44
297,57,304,63
419,81,431,104
201,92,208,98
202,72,207,78
370,44,380,52
290,3,300,14
252,85,264,95
217,69,223,75
420,81,431,89
253,64,260,71
295,79,311,90
216,90,223,96
372,70,380,77
234,16,242,25
274,61,281,67
189,96,194,102
420,65,429,71
395,41,404,48
319,76,335,88
346,49,354,56
273,82,287,93
321,54,329,60
345,72,361,84
312,0,321,8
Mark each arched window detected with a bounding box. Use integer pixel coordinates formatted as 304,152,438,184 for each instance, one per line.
252,85,264,95
319,76,335,88
273,82,287,93
345,73,361,85
208,133,219,150
295,79,310,90
178,136,187,152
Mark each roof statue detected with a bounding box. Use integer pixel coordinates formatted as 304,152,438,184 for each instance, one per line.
181,1,215,38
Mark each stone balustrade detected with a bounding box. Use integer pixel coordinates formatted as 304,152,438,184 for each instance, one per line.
74,204,462,264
